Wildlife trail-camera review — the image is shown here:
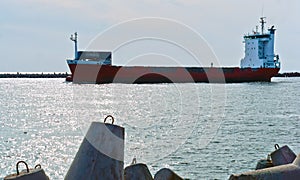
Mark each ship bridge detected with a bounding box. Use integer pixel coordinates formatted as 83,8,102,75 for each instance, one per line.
66,32,112,65
240,17,280,69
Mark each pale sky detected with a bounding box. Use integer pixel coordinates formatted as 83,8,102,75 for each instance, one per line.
1,0,299,72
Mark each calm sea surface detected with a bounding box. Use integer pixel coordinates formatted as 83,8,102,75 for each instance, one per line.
0,77,299,179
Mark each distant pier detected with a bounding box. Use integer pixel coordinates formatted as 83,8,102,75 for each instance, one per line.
0,72,70,78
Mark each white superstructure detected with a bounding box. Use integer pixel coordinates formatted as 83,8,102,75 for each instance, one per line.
240,17,280,68
67,32,112,65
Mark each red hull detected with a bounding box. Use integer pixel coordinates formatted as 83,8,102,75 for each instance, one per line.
67,64,279,83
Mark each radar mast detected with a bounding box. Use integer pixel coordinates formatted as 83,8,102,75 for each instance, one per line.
70,32,78,59
260,17,266,34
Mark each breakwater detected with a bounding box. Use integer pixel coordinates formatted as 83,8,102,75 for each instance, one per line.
275,72,300,77
0,72,299,79
0,72,69,78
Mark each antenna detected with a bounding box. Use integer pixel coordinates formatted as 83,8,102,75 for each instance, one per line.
261,2,264,18
260,1,267,34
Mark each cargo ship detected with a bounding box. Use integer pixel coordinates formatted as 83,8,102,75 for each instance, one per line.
66,17,280,83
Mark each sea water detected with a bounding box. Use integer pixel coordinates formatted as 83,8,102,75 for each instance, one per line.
0,77,299,179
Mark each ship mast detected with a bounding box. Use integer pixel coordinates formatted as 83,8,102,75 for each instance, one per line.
70,32,78,59
260,17,266,34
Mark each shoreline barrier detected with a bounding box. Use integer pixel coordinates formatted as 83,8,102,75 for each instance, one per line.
154,168,183,180
271,144,296,166
124,159,153,180
255,154,274,170
65,115,124,180
229,154,300,180
4,161,49,180
230,144,300,180
255,144,297,170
